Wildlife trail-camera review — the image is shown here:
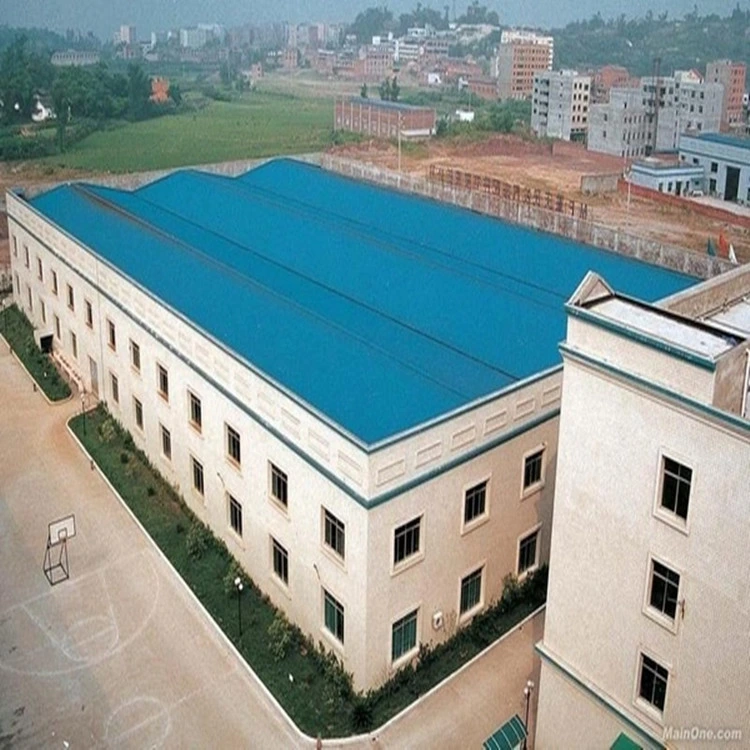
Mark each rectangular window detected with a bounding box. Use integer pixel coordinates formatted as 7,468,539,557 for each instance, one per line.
107,319,116,351
394,517,421,566
660,457,691,521
323,590,345,643
12,236,17,257
110,372,119,404
13,273,19,295
270,463,288,507
67,283,75,311
130,340,141,372
464,481,487,525
54,314,61,340
40,300,46,324
710,161,718,173
24,245,29,268
192,456,205,496
226,424,241,466
37,257,43,281
160,424,172,461
85,300,93,329
134,397,144,430
26,285,32,311
70,331,78,360
324,509,345,559
649,560,680,620
518,529,539,574
157,364,169,401
52,270,58,295
391,609,418,662
638,654,668,712
460,567,483,614
188,391,202,432
523,449,544,490
229,494,243,537
272,538,289,584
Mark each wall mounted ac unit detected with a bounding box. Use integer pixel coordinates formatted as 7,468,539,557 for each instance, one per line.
432,611,444,630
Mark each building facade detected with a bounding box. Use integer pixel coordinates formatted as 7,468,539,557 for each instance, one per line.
7,161,695,693
679,133,750,203
628,160,705,196
499,30,554,69
588,89,652,158
50,49,101,67
531,70,591,141
496,39,553,101
535,268,750,748
706,60,747,132
334,98,436,137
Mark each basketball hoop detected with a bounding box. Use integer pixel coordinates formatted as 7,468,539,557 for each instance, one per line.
43,514,76,586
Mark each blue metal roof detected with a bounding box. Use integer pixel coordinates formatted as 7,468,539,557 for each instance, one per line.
693,133,750,151
30,159,696,444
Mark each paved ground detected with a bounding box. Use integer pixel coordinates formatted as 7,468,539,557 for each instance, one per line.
0,338,544,749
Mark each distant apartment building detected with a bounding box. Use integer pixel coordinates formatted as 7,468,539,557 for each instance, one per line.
535,267,750,749
50,49,101,67
706,59,747,132
282,47,298,70
334,98,436,138
531,70,591,141
589,72,724,157
362,46,393,81
495,36,553,101
592,65,634,103
180,27,208,49
467,78,498,101
500,30,554,69
588,89,652,158
116,24,136,45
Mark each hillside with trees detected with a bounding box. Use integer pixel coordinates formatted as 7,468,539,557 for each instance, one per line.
553,6,750,75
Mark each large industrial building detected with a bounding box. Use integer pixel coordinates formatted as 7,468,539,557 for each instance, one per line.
8,159,696,690
535,265,750,748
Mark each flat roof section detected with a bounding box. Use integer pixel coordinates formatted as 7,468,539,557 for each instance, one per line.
708,298,750,337
29,159,697,444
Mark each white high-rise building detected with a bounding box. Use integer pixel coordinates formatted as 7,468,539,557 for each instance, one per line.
531,70,591,141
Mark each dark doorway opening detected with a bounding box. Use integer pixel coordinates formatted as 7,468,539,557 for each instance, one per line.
725,166,740,202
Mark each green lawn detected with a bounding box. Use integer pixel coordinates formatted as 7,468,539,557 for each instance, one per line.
0,304,71,401
46,92,334,172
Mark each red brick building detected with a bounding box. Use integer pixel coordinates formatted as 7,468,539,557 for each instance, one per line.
334,98,436,138
706,59,747,132
467,77,498,101
496,41,551,100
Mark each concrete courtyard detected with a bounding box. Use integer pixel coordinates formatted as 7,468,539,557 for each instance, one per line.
0,338,543,749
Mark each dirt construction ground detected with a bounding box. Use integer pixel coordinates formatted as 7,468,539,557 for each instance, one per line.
331,135,750,264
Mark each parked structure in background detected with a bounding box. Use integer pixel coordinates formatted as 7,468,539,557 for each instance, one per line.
50,49,101,67
531,71,591,142
627,159,705,197
705,59,747,133
679,133,750,203
588,68,725,157
495,31,554,101
334,98,436,138
7,159,694,691
535,267,750,749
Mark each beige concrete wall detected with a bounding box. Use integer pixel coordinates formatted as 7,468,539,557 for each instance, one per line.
540,344,750,742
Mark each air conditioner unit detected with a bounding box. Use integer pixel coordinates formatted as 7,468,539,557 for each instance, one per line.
432,611,444,630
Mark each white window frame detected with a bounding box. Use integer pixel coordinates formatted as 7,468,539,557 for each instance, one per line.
188,389,203,434
392,513,425,574
191,455,205,499
642,553,682,634
157,362,170,402
130,339,141,373
51,269,58,296
160,423,172,462
269,461,288,511
652,448,693,535
107,318,116,351
322,507,346,566
271,536,290,589
70,330,78,360
109,371,119,405
633,648,671,723
84,299,93,329
517,523,542,579
461,475,491,534
520,443,547,499
66,283,75,312
390,604,421,668
225,423,241,469
228,493,244,541
133,396,144,431
321,588,345,650
458,561,486,622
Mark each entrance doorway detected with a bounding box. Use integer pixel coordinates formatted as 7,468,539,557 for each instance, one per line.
725,166,740,202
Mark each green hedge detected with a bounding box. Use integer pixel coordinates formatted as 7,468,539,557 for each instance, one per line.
70,405,547,737
0,304,71,400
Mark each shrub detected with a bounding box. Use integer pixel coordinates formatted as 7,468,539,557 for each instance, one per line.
185,521,211,559
268,612,293,661
120,451,130,464
223,558,245,597
147,486,156,497
501,572,522,609
351,693,375,731
97,417,117,443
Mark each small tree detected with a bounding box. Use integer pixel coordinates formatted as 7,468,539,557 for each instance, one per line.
360,82,368,98
379,77,391,100
390,75,400,102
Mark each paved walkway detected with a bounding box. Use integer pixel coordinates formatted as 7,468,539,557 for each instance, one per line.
0,339,544,749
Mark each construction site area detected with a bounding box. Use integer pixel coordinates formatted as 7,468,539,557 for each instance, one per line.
330,134,750,265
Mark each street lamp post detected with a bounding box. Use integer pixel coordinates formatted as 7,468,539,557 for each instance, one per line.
523,679,535,750
234,576,244,637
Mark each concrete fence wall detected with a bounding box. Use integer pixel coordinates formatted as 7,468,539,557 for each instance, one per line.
320,155,734,280
580,173,620,195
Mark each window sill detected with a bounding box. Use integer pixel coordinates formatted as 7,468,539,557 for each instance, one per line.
643,606,679,635
653,509,690,537
518,563,539,582
633,697,665,726
188,421,203,438
461,514,489,537
391,646,419,671
521,480,544,501
226,456,242,474
321,545,347,572
157,392,169,404
391,552,425,578
228,528,245,551
320,627,344,654
270,574,291,600
458,602,483,625
269,496,290,518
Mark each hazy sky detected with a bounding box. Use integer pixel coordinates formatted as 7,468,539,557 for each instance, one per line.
0,0,744,40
